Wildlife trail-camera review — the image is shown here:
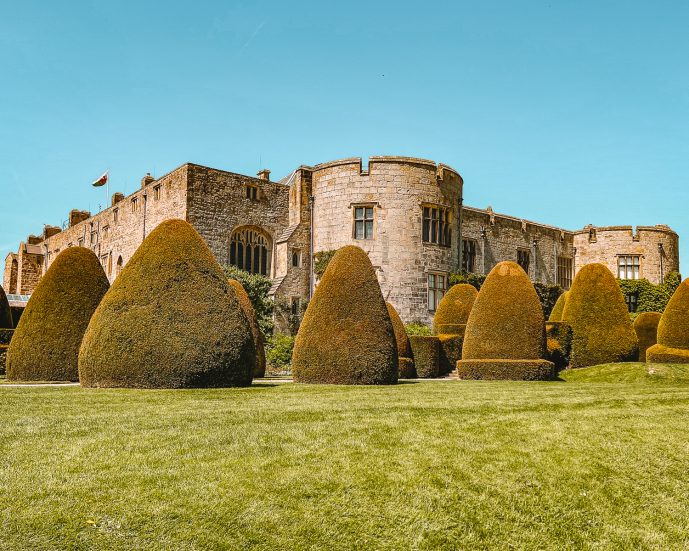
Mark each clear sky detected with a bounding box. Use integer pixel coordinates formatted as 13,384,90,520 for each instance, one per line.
1,0,688,276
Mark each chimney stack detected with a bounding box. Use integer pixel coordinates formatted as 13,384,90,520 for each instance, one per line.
257,169,271,181
111,192,125,206
43,225,62,239
141,173,155,188
69,209,91,227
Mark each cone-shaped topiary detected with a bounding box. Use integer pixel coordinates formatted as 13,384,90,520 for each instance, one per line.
292,246,398,384
457,261,554,380
79,219,255,388
647,278,689,363
7,248,109,381
229,279,266,378
0,285,12,329
562,263,638,369
634,312,662,363
386,302,410,358
433,284,477,334
548,291,568,322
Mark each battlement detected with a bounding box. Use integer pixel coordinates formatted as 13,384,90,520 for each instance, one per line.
306,156,462,183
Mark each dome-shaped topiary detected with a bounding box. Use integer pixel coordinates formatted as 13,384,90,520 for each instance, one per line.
386,302,410,358
634,312,662,363
647,278,689,363
7,248,109,381
292,246,398,385
0,285,12,328
433,284,477,334
562,263,638,369
457,261,554,380
79,219,255,388
548,291,568,322
229,279,266,378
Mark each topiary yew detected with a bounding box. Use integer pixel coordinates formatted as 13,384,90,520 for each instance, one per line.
548,291,568,322
409,335,439,378
79,219,255,388
457,261,554,380
433,284,477,334
292,246,398,385
7,248,109,381
386,302,410,358
229,279,266,378
562,263,638,369
634,312,662,363
0,285,12,329
647,278,689,363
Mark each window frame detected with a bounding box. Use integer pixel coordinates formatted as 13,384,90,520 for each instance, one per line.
153,184,162,201
462,239,477,273
352,204,375,240
517,249,530,275
618,255,640,280
422,205,452,247
556,256,573,290
246,185,258,201
427,271,448,312
291,248,302,268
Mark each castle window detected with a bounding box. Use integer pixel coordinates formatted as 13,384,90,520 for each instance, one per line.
229,227,271,276
100,254,109,270
517,249,530,274
153,185,161,201
113,208,119,223
77,237,84,247
90,230,98,245
116,256,123,277
427,272,447,311
102,225,109,238
131,198,139,213
462,239,477,273
557,256,573,290
618,255,640,280
291,249,302,268
246,185,258,201
353,206,374,240
423,206,451,247
625,291,639,313
290,297,301,316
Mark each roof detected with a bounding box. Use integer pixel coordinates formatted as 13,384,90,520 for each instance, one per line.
7,294,30,308
276,223,300,244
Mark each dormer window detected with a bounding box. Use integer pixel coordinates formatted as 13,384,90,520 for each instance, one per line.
246,185,258,200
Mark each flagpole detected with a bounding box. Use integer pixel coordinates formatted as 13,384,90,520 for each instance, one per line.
106,168,110,210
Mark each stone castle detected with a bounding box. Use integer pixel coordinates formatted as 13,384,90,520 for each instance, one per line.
3,156,680,326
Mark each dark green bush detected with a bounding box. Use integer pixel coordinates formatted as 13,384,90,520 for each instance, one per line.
7,248,109,381
386,302,411,358
458,261,554,380
562,263,638,369
409,336,439,378
398,357,416,379
619,272,681,315
545,321,572,371
79,219,255,388
222,265,273,337
292,246,398,385
0,285,12,328
265,333,295,373
433,284,477,333
634,312,661,363
313,250,337,279
229,279,266,378
438,334,462,375
647,278,689,363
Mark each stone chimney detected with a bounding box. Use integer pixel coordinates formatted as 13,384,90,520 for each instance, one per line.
43,225,62,239
111,192,125,206
69,209,91,227
257,169,271,181
27,235,42,245
141,173,155,188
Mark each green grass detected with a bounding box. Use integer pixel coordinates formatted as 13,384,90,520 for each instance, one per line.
2,368,689,549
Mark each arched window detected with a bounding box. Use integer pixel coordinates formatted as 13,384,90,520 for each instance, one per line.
116,256,123,277
229,227,271,276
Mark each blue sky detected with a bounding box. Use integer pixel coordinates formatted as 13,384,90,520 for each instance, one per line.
1,0,688,275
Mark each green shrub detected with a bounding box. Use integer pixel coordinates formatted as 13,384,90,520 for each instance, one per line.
548,292,568,322
433,284,477,333
229,279,266,378
458,262,554,380
222,265,273,337
7,248,109,381
386,302,411,358
0,285,12,328
405,322,433,336
438,334,463,375
619,272,682,315
265,333,295,372
313,250,337,279
562,263,638,369
647,278,689,363
292,246,398,385
545,321,572,371
634,312,661,363
409,336,439,378
398,357,416,379
79,219,255,388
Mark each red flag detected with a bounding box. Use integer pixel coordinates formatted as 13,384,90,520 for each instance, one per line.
92,171,109,187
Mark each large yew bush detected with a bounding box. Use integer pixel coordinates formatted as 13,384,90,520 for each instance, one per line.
229,279,266,378
0,285,12,328
433,284,477,334
292,246,398,385
7,247,109,381
562,263,638,369
386,301,410,358
647,278,689,363
634,312,661,363
79,219,255,388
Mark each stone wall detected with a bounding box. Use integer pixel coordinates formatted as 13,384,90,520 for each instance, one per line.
462,207,575,286
16,244,43,294
309,156,463,324
573,225,680,284
3,254,18,294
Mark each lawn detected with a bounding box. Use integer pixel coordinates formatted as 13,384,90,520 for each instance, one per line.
2,364,689,550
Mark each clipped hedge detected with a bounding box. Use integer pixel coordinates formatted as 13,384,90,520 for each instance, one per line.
386,302,411,358
562,263,638,369
0,285,12,328
548,292,568,322
647,278,689,363
398,357,416,379
433,284,477,333
458,261,554,380
292,246,398,385
7,248,109,381
634,312,661,363
79,219,255,388
409,336,439,378
438,333,463,375
229,279,266,378
545,321,572,371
